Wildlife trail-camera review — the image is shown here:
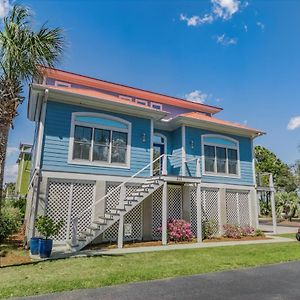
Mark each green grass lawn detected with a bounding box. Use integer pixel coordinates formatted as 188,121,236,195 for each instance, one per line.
275,233,297,239
1,242,300,299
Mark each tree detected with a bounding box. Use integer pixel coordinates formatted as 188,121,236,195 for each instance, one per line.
0,5,64,211
255,146,297,192
275,191,300,221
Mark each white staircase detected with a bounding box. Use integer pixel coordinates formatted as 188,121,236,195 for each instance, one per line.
69,178,163,252
68,155,166,252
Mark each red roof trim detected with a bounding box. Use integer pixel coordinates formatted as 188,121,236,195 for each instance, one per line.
38,66,223,115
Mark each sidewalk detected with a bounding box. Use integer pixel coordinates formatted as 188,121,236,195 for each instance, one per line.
44,235,295,260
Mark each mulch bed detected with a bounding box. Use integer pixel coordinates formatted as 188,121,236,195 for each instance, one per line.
86,236,270,250
0,226,31,267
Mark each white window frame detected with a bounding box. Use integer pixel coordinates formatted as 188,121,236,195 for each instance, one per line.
68,112,131,169
55,80,71,88
135,99,148,106
150,102,162,111
118,95,132,101
201,134,240,178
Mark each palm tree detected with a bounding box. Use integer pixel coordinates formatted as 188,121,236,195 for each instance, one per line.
0,5,64,211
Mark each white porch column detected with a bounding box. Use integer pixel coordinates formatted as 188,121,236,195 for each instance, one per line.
269,174,277,234
117,185,126,248
162,181,168,245
196,183,203,243
150,119,154,177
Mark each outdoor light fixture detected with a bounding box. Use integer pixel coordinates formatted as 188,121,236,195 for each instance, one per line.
190,139,194,149
141,132,146,143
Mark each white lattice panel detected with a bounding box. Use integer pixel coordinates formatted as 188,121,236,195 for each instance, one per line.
202,189,220,235
46,180,95,241
226,191,239,225
238,191,251,226
190,187,220,236
70,182,95,239
226,190,251,226
168,185,182,220
152,186,163,239
105,183,121,213
190,187,197,235
103,184,142,242
124,203,143,241
46,180,71,241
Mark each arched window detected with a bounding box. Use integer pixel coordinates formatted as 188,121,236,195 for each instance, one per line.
68,112,131,167
202,134,240,176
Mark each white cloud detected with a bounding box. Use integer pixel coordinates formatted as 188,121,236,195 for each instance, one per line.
0,0,10,19
180,14,213,26
4,164,18,183
216,34,237,46
180,0,246,27
256,21,265,31
287,116,300,130
244,24,248,32
212,0,240,20
185,90,208,103
6,146,18,157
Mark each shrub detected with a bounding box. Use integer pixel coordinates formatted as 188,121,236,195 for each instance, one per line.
0,206,22,242
162,219,193,242
203,219,218,239
12,197,27,221
35,216,64,239
254,229,265,237
223,224,242,239
240,225,255,237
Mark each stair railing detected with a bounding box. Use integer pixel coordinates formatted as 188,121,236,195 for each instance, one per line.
71,154,165,246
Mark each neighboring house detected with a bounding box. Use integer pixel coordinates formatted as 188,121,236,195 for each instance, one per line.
25,67,264,251
16,143,32,198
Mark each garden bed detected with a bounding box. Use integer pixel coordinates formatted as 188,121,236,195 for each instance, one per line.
0,229,30,267
86,235,270,250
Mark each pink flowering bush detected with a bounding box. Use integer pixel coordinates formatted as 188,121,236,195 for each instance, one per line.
158,219,193,242
223,224,256,239
240,225,255,236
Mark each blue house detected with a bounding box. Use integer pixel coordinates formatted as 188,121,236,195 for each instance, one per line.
25,67,264,251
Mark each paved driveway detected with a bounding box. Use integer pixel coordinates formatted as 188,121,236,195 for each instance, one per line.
17,261,300,300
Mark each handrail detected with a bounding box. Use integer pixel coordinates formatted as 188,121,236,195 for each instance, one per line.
73,154,165,222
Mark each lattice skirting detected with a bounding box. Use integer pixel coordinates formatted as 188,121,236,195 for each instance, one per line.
190,187,221,237
152,185,183,240
103,183,143,242
225,190,251,226
45,179,95,241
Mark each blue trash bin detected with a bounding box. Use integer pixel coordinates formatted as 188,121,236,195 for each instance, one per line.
38,239,53,258
30,237,41,255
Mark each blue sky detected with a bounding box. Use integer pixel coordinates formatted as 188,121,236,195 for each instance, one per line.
4,0,300,182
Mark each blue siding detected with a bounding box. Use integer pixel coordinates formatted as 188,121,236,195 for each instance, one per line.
41,101,151,177
185,127,254,186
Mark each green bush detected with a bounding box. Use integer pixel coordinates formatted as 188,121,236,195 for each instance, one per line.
254,229,265,237
35,216,64,239
12,197,26,221
203,219,218,239
0,206,22,242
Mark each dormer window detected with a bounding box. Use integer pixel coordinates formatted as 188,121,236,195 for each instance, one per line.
55,81,71,88
151,102,162,110
136,99,148,106
69,113,131,168
119,95,132,101
202,135,240,177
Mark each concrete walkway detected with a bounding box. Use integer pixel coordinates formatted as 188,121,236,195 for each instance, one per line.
45,235,295,260
15,261,300,299
259,224,298,234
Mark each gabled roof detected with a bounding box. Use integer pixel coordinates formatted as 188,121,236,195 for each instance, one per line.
174,112,265,137
39,66,223,115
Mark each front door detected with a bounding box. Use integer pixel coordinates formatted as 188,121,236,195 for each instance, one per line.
153,135,166,176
